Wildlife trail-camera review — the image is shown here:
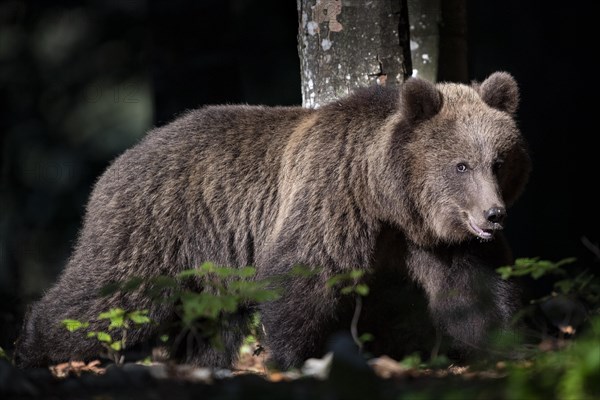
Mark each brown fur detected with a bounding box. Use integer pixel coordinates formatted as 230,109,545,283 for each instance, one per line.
15,72,530,369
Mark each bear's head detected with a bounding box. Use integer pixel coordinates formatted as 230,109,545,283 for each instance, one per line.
381,72,530,246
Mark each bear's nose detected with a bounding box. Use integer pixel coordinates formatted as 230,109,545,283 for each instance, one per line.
485,207,506,224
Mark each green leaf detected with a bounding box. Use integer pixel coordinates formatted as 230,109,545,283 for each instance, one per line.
227,280,280,302
227,280,254,292
180,291,237,322
555,257,577,268
349,270,364,280
219,295,239,313
326,273,350,288
149,276,179,289
159,334,169,343
427,355,451,369
512,268,534,277
180,292,210,322
198,262,216,273
98,308,125,320
250,312,261,330
183,263,256,279
358,333,374,343
99,282,122,297
62,319,90,332
177,269,206,279
497,257,577,280
327,270,366,290
128,310,151,324
515,257,539,267
399,353,422,369
290,265,318,277
355,284,370,296
110,341,123,351
237,266,257,278
326,276,341,287
496,266,513,280
340,286,353,295
200,262,216,269
98,308,126,329
0,346,8,360
554,279,575,294
243,335,257,345
144,276,180,302
122,276,145,292
531,268,547,280
95,332,112,343
140,356,152,366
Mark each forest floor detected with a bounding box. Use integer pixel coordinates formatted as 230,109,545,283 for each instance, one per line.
0,346,515,400
3,330,599,400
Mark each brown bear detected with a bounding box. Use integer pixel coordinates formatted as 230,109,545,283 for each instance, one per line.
14,72,530,369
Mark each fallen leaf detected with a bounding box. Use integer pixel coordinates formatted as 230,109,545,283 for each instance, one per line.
368,356,409,379
50,360,105,378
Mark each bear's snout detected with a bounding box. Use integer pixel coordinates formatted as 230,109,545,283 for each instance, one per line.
485,206,506,225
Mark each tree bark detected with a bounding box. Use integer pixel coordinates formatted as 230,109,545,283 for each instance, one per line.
407,0,440,82
297,0,412,108
407,0,468,83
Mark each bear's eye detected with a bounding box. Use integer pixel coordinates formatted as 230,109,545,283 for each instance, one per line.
493,159,504,173
456,163,469,173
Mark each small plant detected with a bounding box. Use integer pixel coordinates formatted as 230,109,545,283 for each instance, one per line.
326,269,370,296
497,257,600,327
176,263,279,322
504,315,600,400
397,352,450,370
62,308,151,365
553,270,600,307
170,263,280,354
239,312,265,358
326,269,372,351
494,251,600,398
89,262,284,362
496,257,576,280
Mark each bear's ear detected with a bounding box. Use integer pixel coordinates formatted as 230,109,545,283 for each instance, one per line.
477,72,519,114
400,77,443,123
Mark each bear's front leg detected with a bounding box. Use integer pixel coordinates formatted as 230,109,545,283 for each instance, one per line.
258,273,350,370
406,235,517,356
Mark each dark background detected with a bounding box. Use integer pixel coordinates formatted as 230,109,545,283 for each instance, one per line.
0,0,597,351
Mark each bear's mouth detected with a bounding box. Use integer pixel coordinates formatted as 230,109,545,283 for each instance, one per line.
467,217,496,240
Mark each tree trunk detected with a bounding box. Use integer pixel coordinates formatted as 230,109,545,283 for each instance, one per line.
407,0,440,82
297,0,412,108
407,0,468,83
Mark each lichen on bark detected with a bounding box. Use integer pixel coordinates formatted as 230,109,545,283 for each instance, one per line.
297,0,412,108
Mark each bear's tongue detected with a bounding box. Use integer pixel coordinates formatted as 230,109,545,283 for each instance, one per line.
468,218,493,240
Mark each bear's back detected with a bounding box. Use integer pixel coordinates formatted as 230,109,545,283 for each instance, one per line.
78,85,400,275
79,105,312,274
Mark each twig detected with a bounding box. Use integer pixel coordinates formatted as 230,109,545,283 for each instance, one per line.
581,236,600,260
350,295,363,352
